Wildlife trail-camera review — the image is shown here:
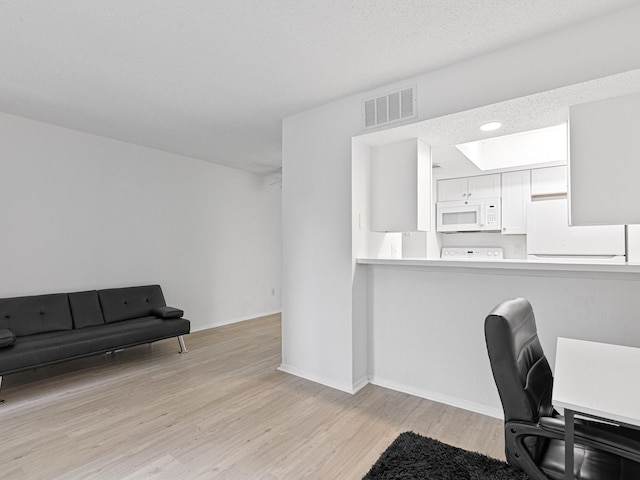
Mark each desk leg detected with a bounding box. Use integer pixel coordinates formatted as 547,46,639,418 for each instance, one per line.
565,409,574,480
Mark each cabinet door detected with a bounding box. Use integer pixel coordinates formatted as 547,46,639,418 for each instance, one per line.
501,170,531,235
437,177,467,202
468,174,501,199
531,166,567,197
569,92,640,225
371,139,431,232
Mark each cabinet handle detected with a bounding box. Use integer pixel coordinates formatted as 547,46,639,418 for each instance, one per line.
462,193,467,197
468,193,472,197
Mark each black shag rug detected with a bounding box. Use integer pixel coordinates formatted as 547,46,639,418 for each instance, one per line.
363,432,530,480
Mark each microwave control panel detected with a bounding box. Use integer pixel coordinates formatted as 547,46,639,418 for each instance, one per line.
485,202,499,228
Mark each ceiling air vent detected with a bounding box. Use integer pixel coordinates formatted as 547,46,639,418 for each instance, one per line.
363,86,416,129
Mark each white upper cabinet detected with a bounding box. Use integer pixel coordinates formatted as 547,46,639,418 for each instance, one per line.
437,177,467,202
501,170,531,235
468,174,501,199
569,92,640,226
370,138,431,232
437,174,501,202
531,166,567,197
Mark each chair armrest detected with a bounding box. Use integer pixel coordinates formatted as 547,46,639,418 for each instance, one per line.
542,414,640,441
505,421,564,479
507,420,564,443
151,306,184,319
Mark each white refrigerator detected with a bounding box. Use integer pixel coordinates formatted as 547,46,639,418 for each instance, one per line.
526,199,625,262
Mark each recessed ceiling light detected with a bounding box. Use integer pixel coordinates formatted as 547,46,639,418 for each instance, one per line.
479,122,502,132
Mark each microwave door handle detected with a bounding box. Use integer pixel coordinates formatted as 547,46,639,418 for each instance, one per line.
478,204,485,226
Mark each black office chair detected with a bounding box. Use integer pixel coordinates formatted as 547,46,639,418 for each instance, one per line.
484,297,640,480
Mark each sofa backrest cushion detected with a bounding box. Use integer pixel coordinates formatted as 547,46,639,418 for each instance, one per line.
69,290,106,329
0,293,73,336
98,285,166,324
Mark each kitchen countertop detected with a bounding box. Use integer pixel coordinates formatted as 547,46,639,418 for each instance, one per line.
356,257,640,277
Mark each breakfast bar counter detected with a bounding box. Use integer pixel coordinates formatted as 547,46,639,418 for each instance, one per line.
355,257,640,419
357,257,640,277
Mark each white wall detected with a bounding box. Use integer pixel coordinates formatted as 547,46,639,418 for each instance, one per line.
282,4,640,393
0,112,281,331
366,264,640,418
280,95,362,392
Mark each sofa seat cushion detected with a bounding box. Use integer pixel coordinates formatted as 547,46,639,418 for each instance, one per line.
0,293,73,336
0,316,190,375
98,285,166,324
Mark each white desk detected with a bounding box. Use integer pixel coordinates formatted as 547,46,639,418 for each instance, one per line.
553,338,640,480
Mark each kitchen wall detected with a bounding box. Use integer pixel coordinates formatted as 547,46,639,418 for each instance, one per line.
282,4,640,394
0,112,282,331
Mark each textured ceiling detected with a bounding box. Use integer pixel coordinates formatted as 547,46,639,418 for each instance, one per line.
0,1,638,174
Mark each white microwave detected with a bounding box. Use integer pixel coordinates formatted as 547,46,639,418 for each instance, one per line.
436,198,501,232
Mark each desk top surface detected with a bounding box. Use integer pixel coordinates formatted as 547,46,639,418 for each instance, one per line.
553,337,640,427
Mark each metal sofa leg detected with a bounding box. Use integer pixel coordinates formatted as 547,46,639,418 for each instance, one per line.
178,335,188,354
0,376,4,405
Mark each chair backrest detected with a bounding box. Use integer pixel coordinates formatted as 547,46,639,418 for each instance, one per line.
484,298,554,424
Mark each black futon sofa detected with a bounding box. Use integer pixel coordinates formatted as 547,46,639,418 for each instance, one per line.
0,284,190,402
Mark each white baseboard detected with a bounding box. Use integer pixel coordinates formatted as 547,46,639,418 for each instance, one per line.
273,368,502,418
352,376,369,394
191,310,281,332
368,376,504,419
278,363,361,394
192,317,503,419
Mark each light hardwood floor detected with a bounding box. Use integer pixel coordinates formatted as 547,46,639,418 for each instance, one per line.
0,314,504,479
